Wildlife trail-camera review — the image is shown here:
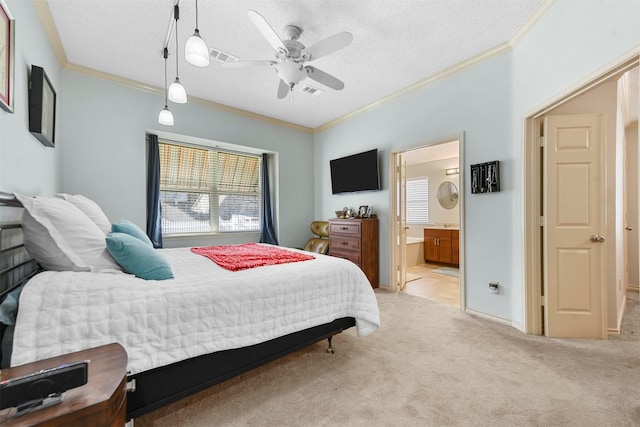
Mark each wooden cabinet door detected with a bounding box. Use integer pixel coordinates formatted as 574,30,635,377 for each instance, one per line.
437,234,452,263
424,235,439,261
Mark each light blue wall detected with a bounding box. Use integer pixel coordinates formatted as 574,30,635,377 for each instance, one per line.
2,0,638,327
61,71,314,248
0,0,62,196
315,0,640,324
315,54,514,318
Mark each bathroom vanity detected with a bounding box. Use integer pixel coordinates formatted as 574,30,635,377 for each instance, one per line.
424,226,459,266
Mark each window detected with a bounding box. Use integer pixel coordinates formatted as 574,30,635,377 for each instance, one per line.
159,141,261,234
406,178,429,224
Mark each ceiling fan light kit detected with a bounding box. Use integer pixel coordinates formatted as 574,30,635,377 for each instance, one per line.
222,10,353,99
156,4,353,123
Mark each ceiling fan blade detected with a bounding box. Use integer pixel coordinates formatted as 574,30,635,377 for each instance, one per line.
305,66,345,90
277,79,290,99
302,32,353,61
248,10,288,55
221,60,276,68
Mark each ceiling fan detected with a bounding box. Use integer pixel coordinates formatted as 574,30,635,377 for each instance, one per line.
222,10,353,99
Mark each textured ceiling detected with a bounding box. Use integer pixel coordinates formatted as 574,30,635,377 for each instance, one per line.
46,0,545,130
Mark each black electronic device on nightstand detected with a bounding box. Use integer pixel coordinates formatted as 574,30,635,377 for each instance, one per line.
0,360,88,412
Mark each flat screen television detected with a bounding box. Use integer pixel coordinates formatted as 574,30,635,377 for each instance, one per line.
330,149,380,194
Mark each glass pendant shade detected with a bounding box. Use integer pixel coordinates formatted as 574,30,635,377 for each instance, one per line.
185,29,210,67
158,105,174,126
168,78,187,103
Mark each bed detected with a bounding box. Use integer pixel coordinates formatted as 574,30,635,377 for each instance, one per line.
0,192,380,419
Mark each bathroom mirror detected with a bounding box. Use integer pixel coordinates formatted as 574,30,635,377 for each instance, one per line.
437,181,459,209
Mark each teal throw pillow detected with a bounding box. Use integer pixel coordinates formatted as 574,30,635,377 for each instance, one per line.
112,220,153,247
106,232,173,280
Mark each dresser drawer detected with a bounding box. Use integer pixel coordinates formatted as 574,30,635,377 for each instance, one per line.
330,235,361,251
330,248,361,266
330,222,361,235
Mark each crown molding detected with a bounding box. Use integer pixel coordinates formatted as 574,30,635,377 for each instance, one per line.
32,0,67,65
314,41,513,133
63,63,313,133
34,0,554,135
509,0,556,48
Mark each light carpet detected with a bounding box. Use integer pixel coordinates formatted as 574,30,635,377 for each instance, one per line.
136,290,640,427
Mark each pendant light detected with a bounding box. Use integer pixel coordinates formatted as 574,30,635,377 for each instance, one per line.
158,47,174,126
185,0,210,67
168,5,188,104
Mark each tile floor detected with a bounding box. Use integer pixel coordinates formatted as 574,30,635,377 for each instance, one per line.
403,263,460,308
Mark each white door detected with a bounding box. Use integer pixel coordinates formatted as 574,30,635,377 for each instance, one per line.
396,154,408,290
544,113,607,339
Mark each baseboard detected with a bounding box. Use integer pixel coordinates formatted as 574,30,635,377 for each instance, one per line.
464,308,513,328
608,294,628,335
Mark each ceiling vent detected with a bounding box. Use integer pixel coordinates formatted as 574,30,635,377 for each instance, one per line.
209,48,238,64
299,85,323,96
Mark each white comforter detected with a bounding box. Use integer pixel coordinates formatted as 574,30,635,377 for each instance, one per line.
11,246,380,374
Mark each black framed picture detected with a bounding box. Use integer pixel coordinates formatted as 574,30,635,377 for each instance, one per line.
29,65,56,147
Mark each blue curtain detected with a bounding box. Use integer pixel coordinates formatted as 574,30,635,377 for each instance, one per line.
146,134,163,248
259,153,278,245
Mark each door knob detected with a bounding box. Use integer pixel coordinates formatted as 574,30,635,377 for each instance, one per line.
626,227,633,231
590,234,606,243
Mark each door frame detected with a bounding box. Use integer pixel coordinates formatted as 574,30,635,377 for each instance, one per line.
522,51,639,335
389,132,466,310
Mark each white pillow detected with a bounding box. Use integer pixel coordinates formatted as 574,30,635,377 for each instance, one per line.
15,194,122,272
55,193,111,235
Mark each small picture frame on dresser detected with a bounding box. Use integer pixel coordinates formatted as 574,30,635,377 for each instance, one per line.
358,205,368,218
365,206,373,218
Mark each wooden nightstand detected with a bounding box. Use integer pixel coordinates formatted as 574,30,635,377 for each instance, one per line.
1,343,128,426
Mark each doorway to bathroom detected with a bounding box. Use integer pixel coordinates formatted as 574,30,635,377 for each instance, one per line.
390,135,464,309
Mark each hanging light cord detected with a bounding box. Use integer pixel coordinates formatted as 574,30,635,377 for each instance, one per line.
163,47,169,104
174,5,180,78
195,0,199,29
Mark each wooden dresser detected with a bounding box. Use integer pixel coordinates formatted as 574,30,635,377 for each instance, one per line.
1,343,128,426
424,228,459,266
329,218,379,288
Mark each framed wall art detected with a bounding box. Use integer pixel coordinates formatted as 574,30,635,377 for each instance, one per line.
0,0,15,113
29,65,57,147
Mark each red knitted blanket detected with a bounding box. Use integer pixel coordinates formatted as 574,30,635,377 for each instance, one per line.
191,243,315,271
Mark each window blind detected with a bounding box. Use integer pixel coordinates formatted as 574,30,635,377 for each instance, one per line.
406,178,429,224
158,141,261,234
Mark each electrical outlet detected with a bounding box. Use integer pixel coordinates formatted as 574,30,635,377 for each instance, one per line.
489,282,499,294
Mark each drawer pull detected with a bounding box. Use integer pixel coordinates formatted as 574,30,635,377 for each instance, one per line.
342,242,349,245
341,227,349,230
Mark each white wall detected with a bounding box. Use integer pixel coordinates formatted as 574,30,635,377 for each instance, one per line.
0,0,62,196
315,0,640,325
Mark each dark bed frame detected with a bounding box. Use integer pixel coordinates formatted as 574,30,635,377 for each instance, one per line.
0,192,356,420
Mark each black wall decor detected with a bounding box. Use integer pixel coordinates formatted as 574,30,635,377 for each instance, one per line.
470,160,500,194
29,65,56,147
